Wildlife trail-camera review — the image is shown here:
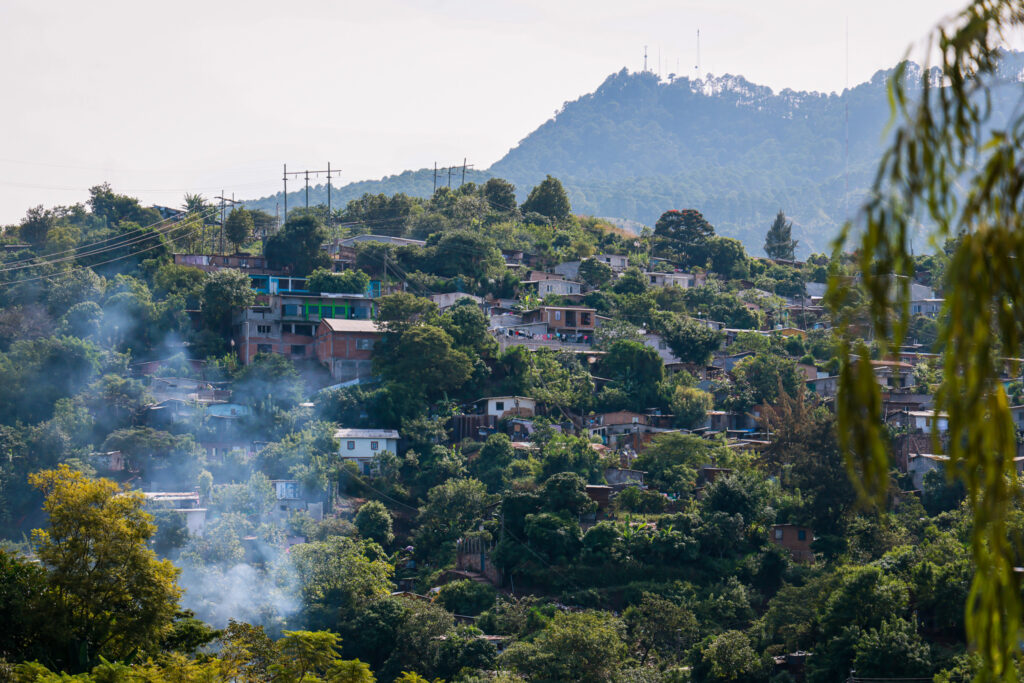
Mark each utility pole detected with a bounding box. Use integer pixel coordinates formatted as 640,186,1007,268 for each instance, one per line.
282,164,288,227
447,165,453,188
282,164,340,219
433,162,438,193
214,192,242,254
460,158,475,186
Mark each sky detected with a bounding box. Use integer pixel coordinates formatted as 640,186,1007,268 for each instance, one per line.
0,0,981,224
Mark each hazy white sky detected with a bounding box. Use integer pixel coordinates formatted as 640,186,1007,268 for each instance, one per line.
0,0,978,224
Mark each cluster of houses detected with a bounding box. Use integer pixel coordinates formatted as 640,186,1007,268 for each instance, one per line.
151,237,963,557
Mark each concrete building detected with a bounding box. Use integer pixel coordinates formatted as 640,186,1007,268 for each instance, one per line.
645,271,705,289
476,396,537,419
521,306,596,337
234,292,377,364
525,279,583,299
314,318,381,381
335,428,400,475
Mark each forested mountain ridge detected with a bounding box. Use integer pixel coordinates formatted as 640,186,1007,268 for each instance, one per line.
243,51,1024,255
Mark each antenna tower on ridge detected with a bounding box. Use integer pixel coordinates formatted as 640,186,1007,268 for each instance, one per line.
643,45,648,72
695,29,701,75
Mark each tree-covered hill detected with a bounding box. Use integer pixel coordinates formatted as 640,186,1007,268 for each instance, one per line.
243,52,1024,255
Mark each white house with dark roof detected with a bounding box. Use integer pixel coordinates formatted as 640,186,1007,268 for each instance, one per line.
335,428,400,474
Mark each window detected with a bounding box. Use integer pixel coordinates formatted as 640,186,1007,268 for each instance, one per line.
257,344,272,353
797,529,807,541
370,441,379,450
554,311,561,321
774,528,784,540
495,401,505,411
294,324,313,336
307,305,320,317
356,338,374,350
347,441,355,450
291,345,305,356
256,325,271,335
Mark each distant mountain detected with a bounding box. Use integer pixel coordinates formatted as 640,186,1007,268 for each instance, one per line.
243,52,1024,255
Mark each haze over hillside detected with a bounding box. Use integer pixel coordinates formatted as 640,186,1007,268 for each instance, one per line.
244,51,1024,255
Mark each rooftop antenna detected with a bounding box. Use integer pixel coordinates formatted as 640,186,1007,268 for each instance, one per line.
695,29,701,74
643,45,648,72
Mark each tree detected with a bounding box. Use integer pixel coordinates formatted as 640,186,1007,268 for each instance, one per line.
414,478,489,564
434,580,497,616
289,536,394,628
659,314,722,365
250,209,278,240
624,593,698,666
200,268,255,339
499,611,627,682
28,466,182,670
355,500,394,546
264,214,331,276
597,340,663,410
224,207,254,252
670,385,713,429
482,177,518,213
690,630,767,682
764,210,798,260
520,175,571,222
828,5,1024,674
374,325,473,399
633,432,725,495
654,209,715,266
578,258,614,289
706,235,749,277
19,205,56,247
307,267,371,295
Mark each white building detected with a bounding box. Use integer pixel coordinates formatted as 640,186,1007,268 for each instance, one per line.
596,254,629,272
477,396,537,419
529,279,582,298
645,271,705,289
910,298,944,318
431,292,484,311
335,428,400,475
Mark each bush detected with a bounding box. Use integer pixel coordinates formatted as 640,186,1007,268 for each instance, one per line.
615,486,667,514
434,579,497,616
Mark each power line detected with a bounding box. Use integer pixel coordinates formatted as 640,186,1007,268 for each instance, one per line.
0,206,220,274
0,207,202,270
0,219,204,289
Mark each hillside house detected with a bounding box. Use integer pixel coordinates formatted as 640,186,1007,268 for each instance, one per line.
270,479,323,521
476,396,537,419
174,252,280,275
910,298,944,318
521,306,596,338
431,292,484,311
233,292,377,363
645,271,705,289
524,278,582,299
144,491,207,537
314,318,381,381
771,524,814,563
335,428,400,475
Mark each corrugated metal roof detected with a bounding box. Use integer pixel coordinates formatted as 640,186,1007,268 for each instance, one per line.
334,428,400,439
321,318,380,333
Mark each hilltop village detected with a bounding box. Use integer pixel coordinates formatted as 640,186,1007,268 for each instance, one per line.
0,179,980,681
